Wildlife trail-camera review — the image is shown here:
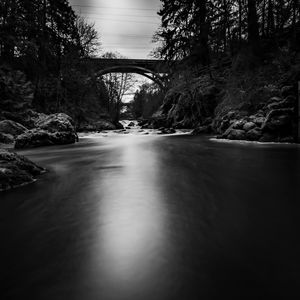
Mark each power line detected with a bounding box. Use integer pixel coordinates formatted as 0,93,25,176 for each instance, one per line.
101,34,153,38
84,16,159,25
72,4,158,11
76,11,159,19
103,45,152,47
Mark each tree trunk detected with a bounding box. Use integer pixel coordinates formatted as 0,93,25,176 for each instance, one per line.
238,0,242,43
247,0,260,45
262,0,266,36
267,0,275,37
2,0,16,60
199,0,209,65
223,0,228,53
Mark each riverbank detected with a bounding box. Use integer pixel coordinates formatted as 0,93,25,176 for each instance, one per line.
0,112,78,191
140,50,300,144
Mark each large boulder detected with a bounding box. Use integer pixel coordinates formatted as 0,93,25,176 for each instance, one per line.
15,129,77,149
0,120,28,137
262,108,294,134
34,113,75,132
266,96,296,110
222,128,247,140
232,119,247,130
246,128,262,141
0,149,45,191
0,132,14,144
281,85,294,98
243,122,256,131
227,129,247,140
252,116,266,127
15,113,78,149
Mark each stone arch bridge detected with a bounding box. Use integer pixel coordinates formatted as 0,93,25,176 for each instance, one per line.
81,58,173,87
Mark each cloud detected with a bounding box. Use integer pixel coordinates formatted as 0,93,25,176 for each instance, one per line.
69,0,161,59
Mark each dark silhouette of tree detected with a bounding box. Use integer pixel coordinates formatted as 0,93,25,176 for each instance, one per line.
154,0,300,63
130,83,165,119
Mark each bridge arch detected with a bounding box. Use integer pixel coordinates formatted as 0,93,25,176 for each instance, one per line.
96,65,166,88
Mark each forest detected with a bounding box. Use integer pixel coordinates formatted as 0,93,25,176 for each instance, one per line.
0,0,134,131
0,0,300,142
139,0,300,143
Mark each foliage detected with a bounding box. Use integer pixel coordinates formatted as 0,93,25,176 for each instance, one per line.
130,83,165,119
0,65,33,112
0,0,110,126
154,0,300,64
152,0,300,129
101,52,137,122
0,0,80,73
60,54,109,127
76,16,101,58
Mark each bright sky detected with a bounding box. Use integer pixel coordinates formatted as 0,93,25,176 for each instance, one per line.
69,0,162,59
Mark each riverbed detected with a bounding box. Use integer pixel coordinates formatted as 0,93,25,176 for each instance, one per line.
1,132,300,299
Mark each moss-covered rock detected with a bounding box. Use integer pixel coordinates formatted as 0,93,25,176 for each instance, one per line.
0,132,14,144
15,113,78,149
0,120,28,137
0,149,45,191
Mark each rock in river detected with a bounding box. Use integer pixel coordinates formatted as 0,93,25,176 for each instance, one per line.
0,133,14,144
0,149,45,191
0,120,28,137
15,113,78,149
223,128,247,140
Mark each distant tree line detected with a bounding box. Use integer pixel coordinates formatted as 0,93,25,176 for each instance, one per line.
154,0,300,65
130,83,165,119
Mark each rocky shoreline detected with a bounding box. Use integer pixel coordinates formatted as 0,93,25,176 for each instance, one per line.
139,83,298,144
211,85,297,143
0,111,78,191
0,149,46,192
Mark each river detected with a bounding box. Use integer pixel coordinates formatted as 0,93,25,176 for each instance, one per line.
1,131,300,299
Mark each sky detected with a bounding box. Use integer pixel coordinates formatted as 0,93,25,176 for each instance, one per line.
69,0,162,59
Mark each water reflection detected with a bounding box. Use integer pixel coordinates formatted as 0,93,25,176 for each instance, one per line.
88,137,169,298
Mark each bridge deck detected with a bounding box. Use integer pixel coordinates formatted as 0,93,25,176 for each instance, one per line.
83,58,172,73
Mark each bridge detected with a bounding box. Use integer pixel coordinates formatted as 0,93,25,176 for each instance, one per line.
81,58,174,87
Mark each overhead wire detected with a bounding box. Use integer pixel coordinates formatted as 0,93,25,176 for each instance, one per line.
72,4,161,55
75,11,159,19
82,16,159,25
72,4,158,11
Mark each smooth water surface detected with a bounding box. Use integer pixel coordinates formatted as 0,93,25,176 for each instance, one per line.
1,134,300,299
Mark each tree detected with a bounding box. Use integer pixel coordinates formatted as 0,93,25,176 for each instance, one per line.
247,0,260,47
0,65,33,112
130,83,165,119
154,0,209,64
155,0,299,64
76,17,100,58
0,0,108,122
101,52,137,123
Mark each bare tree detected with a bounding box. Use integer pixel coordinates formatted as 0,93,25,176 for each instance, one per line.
76,16,101,57
101,52,137,122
